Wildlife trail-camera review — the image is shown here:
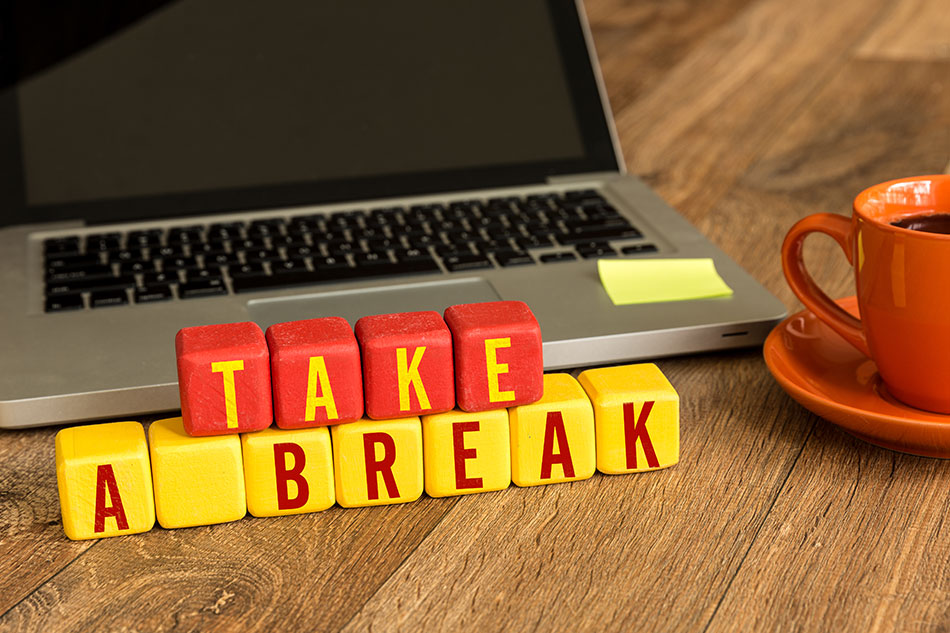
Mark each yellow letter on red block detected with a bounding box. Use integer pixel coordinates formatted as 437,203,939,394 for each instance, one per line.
149,417,246,528
242,426,335,517
578,363,679,474
55,421,155,540
422,408,511,497
331,417,423,507
509,373,595,487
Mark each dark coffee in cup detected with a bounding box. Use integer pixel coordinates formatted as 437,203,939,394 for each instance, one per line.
891,212,950,234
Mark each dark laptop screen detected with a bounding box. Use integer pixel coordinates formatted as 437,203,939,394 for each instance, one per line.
0,0,618,227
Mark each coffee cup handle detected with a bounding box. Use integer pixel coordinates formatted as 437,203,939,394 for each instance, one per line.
782,213,871,357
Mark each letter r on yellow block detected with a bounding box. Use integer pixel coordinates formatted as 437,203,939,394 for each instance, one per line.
211,360,244,428
485,337,515,403
396,347,430,411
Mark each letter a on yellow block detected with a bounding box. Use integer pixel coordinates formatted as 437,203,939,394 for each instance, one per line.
578,363,679,474
396,347,430,411
305,356,338,421
485,338,515,403
149,417,246,528
211,360,244,428
55,421,155,540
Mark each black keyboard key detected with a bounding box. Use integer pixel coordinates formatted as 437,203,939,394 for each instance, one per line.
540,252,578,263
47,264,114,283
85,233,121,252
621,243,659,255
443,253,493,272
45,293,84,312
231,259,440,293
119,260,157,274
242,248,282,264
208,222,244,240
394,248,432,262
153,245,187,259
135,284,173,303
44,237,81,255
106,249,148,263
494,250,535,267
204,251,240,267
557,226,642,245
229,262,267,278
517,236,554,250
143,271,177,285
179,277,227,299
576,243,617,259
563,188,601,200
46,253,101,270
272,258,309,275
167,226,204,244
435,245,473,258
312,255,350,271
353,252,391,268
46,274,136,295
160,256,200,271
90,289,129,308
127,229,163,248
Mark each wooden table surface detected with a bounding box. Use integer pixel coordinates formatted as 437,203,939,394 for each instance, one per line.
3,1,950,631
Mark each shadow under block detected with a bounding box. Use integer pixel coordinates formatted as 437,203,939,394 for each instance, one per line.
176,321,273,436
443,301,543,412
266,317,364,429
242,426,335,517
149,417,247,528
421,408,511,497
509,373,596,487
355,311,455,420
55,421,155,540
331,417,424,507
578,363,680,474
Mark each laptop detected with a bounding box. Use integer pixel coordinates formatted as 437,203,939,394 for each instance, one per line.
0,0,786,429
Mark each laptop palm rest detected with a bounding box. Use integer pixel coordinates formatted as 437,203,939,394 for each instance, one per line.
245,278,502,328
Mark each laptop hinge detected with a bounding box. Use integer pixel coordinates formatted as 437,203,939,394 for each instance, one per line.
546,171,622,185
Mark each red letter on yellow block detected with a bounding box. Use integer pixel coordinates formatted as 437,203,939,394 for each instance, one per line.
94,464,130,534
274,443,310,510
539,411,576,480
623,401,660,469
364,433,399,500
452,421,483,490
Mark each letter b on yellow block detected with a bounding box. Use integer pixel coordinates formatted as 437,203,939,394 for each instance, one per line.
149,417,246,528
56,421,155,540
509,374,596,486
422,408,511,497
242,426,335,517
331,417,423,507
578,363,679,474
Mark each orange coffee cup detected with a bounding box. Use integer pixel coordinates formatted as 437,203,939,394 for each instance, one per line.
782,175,950,414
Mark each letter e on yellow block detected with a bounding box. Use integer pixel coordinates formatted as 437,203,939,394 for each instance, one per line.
149,417,246,528
422,408,511,497
242,426,335,517
578,363,679,474
55,421,155,540
331,417,423,507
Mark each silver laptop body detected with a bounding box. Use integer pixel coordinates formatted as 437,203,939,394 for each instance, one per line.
0,0,786,428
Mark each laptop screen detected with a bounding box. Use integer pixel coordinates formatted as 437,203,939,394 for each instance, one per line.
0,1,618,227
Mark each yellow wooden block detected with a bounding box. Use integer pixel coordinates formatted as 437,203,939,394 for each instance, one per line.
55,421,155,540
578,363,679,474
331,417,423,507
242,426,335,517
149,417,246,528
509,373,596,487
421,408,510,497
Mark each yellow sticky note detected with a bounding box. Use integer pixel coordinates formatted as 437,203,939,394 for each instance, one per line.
242,426,335,517
55,421,155,540
597,258,733,305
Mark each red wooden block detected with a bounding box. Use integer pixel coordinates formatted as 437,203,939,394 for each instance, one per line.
175,322,272,436
443,300,543,412
354,311,455,420
266,317,363,429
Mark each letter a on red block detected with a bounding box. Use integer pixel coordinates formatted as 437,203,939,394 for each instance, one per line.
623,401,660,469
540,411,575,479
274,443,310,510
94,464,130,533
364,433,400,500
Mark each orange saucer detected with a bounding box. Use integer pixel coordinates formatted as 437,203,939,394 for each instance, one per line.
764,296,950,457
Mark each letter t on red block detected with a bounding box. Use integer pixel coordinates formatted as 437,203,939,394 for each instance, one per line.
176,321,272,436
443,301,543,412
354,311,455,419
265,317,363,429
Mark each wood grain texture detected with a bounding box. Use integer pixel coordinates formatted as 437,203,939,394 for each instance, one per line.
2,0,950,630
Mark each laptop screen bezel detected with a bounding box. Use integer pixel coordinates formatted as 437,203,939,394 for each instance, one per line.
0,0,620,229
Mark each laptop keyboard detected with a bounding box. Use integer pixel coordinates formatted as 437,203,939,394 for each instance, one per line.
41,189,655,312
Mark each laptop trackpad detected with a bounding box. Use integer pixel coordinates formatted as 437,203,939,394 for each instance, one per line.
245,278,502,328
